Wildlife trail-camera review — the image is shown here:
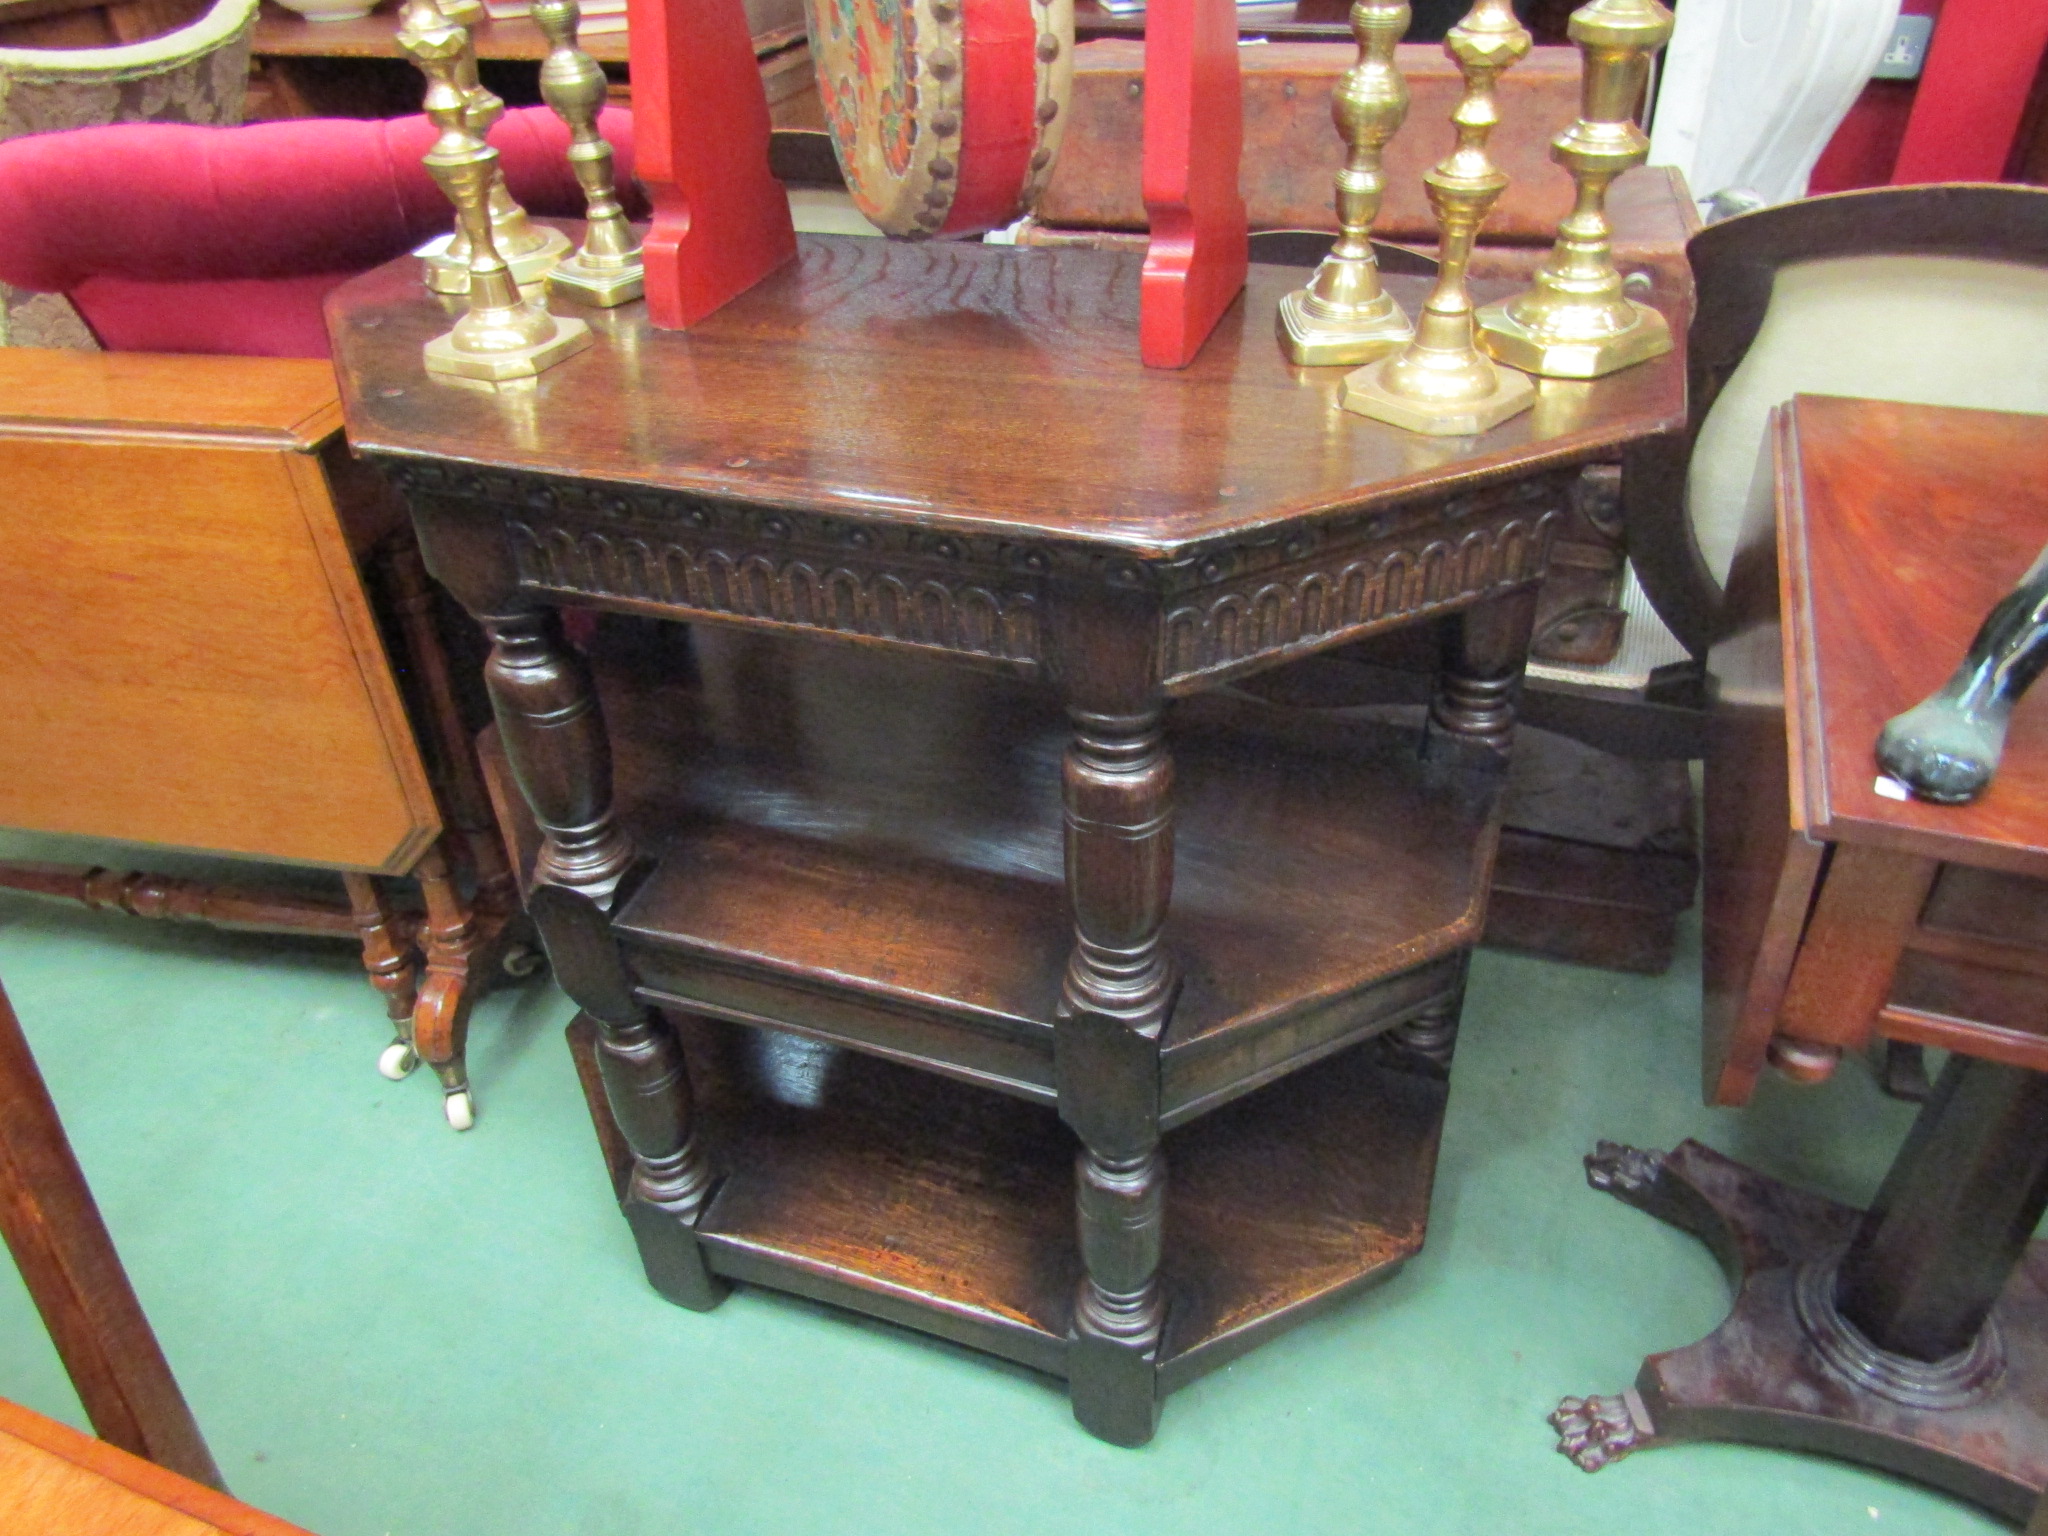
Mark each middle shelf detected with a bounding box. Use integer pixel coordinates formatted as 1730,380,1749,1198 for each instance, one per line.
573,621,1506,1127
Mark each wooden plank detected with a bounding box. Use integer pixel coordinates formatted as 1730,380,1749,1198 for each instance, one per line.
0,1399,313,1536
0,360,440,874
1780,395,2048,878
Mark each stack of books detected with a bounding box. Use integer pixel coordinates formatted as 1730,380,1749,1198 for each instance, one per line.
481,0,628,32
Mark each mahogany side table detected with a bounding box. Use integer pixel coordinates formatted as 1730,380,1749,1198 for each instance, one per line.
328,233,1683,1444
1553,395,2048,1521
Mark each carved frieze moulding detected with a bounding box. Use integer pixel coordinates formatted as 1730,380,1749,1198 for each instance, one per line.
508,519,1047,669
379,456,1572,684
1158,502,1563,689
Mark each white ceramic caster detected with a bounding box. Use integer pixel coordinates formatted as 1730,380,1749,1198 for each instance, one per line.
378,1042,418,1081
501,944,546,979
443,1089,475,1132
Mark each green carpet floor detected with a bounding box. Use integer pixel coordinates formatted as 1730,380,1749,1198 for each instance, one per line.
0,884,2005,1536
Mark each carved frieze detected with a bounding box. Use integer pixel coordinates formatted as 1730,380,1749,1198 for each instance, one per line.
1158,496,1564,690
377,455,1571,687
507,521,1045,669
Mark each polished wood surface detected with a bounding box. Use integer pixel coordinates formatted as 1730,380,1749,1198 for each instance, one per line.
1039,41,1584,242
1706,396,2048,1104
0,1399,311,1536
1780,395,2048,877
332,236,1683,554
0,980,221,1491
0,351,437,875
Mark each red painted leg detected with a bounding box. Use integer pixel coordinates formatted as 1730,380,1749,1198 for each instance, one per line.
628,0,797,328
1139,0,1247,369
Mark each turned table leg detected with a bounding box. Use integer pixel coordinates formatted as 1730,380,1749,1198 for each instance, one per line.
343,872,421,1082
409,842,485,1131
479,608,635,909
1056,700,1176,1447
1431,586,1538,754
477,603,724,1306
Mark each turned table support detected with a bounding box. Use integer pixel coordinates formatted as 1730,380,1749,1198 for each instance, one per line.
1051,586,1178,1447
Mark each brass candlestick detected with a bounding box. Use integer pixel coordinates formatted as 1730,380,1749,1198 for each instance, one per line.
1278,0,1414,366
1476,0,1673,378
534,0,644,306
402,9,592,379
402,0,569,295
1343,0,1534,436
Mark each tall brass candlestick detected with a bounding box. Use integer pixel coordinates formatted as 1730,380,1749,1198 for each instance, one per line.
1278,0,1414,366
1343,0,1534,435
534,0,644,306
1476,0,1673,378
401,9,592,379
403,0,569,295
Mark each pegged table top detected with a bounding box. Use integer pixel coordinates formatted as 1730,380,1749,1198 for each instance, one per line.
1777,393,2048,877
327,233,1685,562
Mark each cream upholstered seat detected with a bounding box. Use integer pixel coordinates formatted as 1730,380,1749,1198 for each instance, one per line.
0,0,257,346
1537,184,2048,705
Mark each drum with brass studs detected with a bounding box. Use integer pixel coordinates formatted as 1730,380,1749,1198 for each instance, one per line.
805,0,1073,237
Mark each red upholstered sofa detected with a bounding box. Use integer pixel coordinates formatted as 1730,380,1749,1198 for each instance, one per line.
0,104,642,358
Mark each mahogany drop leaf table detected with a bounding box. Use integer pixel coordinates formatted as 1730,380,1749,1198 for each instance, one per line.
328,231,1684,1444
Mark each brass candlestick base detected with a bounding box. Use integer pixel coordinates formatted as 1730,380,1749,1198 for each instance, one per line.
535,0,644,307
403,2,590,380
1343,348,1534,435
1476,0,1674,379
1279,0,1414,367
1474,296,1668,379
1343,0,1534,436
424,311,591,381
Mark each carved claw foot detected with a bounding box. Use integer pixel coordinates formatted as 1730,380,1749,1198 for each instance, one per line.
1550,1389,1655,1471
1585,1140,1665,1200
378,1040,420,1080
1876,698,2005,806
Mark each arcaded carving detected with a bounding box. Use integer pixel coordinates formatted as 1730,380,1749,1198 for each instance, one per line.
1159,509,1559,686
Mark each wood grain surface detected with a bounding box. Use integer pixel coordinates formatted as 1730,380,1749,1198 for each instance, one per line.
0,1399,312,1536
0,351,440,874
1779,395,2048,878
330,234,1682,557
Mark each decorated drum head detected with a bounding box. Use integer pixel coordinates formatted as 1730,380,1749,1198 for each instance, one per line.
806,0,1073,238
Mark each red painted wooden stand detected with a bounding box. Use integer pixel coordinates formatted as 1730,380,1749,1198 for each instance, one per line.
1139,0,1248,368
628,0,797,328
626,0,1248,365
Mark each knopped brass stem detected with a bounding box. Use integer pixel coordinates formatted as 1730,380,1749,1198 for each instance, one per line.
535,0,644,306
1343,0,1534,436
403,0,568,295
1476,0,1674,378
401,7,592,379
1278,0,1414,366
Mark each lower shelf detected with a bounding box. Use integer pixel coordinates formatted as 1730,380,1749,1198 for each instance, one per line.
569,1011,1448,1393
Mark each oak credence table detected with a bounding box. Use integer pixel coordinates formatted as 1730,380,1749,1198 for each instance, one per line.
328,231,1684,1444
